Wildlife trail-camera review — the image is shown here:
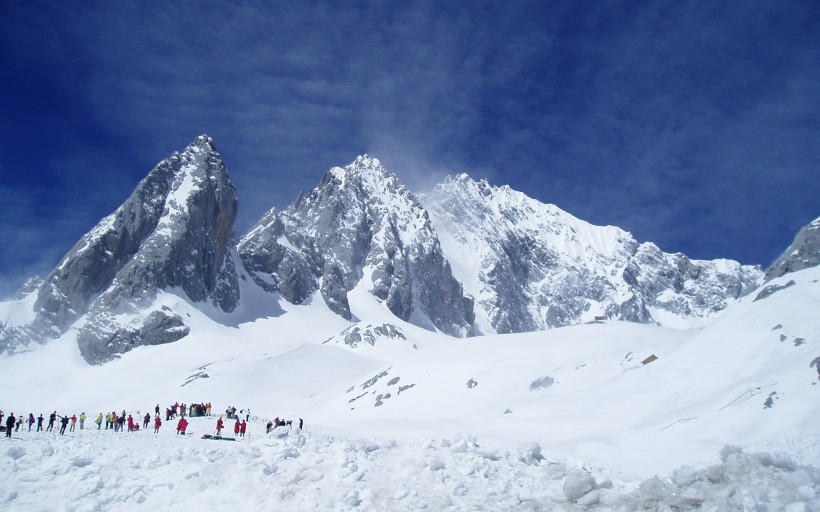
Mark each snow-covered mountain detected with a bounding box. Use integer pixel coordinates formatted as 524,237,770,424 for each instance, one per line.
422,174,762,333
0,136,812,366
0,135,240,364
239,155,474,337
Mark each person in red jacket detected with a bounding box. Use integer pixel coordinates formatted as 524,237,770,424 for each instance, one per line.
154,416,161,433
234,418,240,436
216,416,223,435
176,416,188,435
239,420,247,438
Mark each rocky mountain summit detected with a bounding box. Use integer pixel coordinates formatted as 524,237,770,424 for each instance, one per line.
421,174,763,332
2,136,817,365
0,135,240,363
239,155,474,337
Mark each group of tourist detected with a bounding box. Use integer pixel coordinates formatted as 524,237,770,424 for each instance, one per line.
2,405,300,440
0,401,212,438
1,410,90,436
158,402,212,421
265,416,303,434
215,415,248,437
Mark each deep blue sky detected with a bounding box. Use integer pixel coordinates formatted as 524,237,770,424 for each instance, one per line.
1,1,818,298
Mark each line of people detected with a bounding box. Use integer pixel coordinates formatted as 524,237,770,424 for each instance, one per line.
4,405,295,440
1,411,91,437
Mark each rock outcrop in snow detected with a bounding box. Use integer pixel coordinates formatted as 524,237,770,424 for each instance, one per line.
765,216,820,281
0,135,240,364
421,174,762,332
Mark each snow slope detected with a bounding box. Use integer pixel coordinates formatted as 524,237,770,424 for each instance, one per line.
1,267,819,510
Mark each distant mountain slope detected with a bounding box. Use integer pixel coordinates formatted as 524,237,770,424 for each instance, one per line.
422,174,762,333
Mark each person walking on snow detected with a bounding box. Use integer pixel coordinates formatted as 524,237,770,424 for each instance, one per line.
5,413,15,438
176,416,188,435
154,416,161,433
239,420,247,438
143,413,150,430
95,413,103,429
69,415,77,432
234,418,240,436
79,412,86,430
36,414,44,432
216,416,224,436
27,413,35,431
47,412,56,431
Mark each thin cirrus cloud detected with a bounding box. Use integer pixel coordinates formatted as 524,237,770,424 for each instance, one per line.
0,1,817,298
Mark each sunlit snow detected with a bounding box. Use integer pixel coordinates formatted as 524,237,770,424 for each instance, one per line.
1,267,818,510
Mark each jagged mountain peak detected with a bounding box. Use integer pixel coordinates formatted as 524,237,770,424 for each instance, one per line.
318,155,415,209
427,173,634,263
1,136,240,364
424,173,761,333
190,133,217,151
239,156,474,336
327,154,388,186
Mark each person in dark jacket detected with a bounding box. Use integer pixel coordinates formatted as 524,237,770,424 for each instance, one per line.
58,414,69,435
28,413,35,431
36,414,44,432
5,413,15,438
47,412,56,431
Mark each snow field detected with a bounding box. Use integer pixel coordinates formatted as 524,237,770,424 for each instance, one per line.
2,418,817,511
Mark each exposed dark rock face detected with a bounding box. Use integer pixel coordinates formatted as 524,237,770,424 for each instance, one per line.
765,217,820,281
1,135,240,364
323,323,408,349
